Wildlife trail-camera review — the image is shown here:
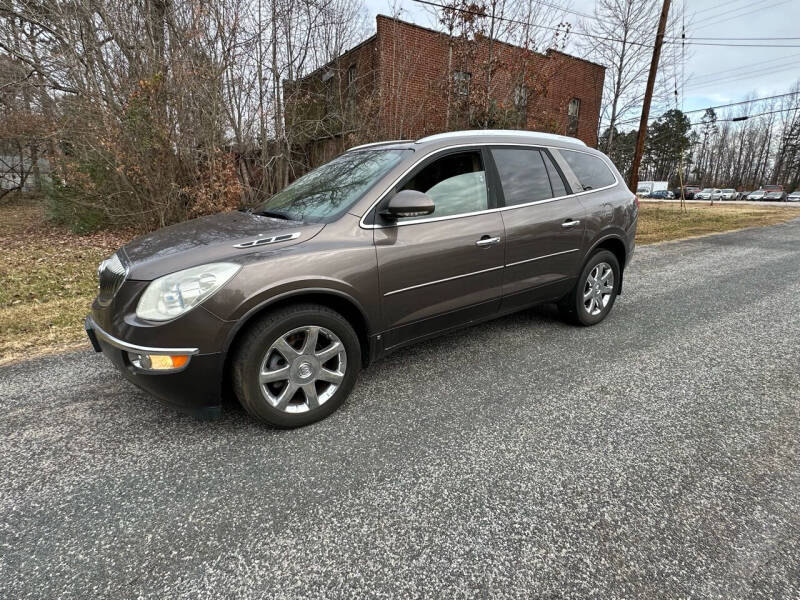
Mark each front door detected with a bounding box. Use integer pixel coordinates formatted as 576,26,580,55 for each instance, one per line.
488,146,586,311
373,149,505,350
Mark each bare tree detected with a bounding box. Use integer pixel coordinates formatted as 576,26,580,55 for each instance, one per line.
579,0,684,153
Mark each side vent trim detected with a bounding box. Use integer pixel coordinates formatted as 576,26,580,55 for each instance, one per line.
233,232,301,249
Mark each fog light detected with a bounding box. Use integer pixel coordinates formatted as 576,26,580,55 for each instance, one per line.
129,353,189,371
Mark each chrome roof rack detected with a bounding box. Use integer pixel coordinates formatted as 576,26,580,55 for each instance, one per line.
415,129,587,147
347,140,413,151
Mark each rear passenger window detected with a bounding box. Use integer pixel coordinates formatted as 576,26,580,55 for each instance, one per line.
559,150,616,190
399,151,487,219
491,148,552,206
542,151,568,197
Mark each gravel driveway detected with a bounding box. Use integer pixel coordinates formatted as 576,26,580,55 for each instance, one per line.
2,220,799,599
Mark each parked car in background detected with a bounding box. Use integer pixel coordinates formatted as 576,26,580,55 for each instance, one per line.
737,191,752,201
765,191,786,201
720,189,737,200
636,181,668,196
787,191,800,202
684,186,701,199
747,190,767,201
85,130,638,427
649,190,674,199
696,188,722,200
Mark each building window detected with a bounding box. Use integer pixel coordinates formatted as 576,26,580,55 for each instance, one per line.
567,98,581,136
347,64,357,100
453,71,471,98
321,69,335,114
514,84,528,125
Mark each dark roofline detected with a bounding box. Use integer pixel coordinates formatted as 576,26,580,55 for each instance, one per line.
295,14,605,86
375,14,605,71
295,33,377,84
545,48,606,70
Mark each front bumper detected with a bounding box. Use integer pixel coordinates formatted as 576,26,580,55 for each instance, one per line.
85,316,224,417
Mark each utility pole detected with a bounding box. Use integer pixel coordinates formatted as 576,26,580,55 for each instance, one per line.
628,0,672,192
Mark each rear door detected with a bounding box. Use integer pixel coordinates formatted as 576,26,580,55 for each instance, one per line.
373,148,505,349
488,146,586,311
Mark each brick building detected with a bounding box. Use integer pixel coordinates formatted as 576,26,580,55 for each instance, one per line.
287,15,605,168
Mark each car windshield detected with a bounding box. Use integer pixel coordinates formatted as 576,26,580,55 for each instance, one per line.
723,189,734,193
254,149,410,222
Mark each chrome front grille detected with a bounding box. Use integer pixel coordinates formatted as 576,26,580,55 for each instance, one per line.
97,253,128,305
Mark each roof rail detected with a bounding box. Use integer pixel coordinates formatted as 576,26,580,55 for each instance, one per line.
347,140,413,151
415,129,587,147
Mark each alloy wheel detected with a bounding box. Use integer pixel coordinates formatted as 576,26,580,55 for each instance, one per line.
583,261,614,316
258,326,347,413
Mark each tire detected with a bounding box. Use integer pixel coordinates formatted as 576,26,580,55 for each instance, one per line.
231,303,361,428
558,249,621,326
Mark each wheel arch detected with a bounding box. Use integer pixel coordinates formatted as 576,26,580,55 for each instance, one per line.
221,289,373,373
587,234,628,294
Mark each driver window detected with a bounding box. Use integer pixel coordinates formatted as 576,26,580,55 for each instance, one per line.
398,151,488,220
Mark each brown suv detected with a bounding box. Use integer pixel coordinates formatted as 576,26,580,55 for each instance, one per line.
86,130,638,427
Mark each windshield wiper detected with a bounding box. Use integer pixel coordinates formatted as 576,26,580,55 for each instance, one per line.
253,209,294,220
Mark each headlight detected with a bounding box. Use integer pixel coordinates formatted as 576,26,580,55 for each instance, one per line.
136,262,241,321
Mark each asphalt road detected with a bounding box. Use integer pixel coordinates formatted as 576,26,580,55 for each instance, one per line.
2,220,800,599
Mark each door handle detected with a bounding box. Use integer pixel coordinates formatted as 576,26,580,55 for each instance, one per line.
475,235,501,247
561,219,581,229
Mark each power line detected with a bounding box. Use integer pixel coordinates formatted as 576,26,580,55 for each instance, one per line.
531,0,594,20
691,0,751,16
690,106,800,126
684,52,800,82
412,0,800,49
412,0,654,47
614,91,800,127
692,0,792,30
681,36,800,41
685,61,800,89
685,68,799,92
691,0,783,26
680,41,800,48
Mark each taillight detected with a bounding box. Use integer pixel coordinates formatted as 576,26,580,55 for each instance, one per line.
633,194,640,208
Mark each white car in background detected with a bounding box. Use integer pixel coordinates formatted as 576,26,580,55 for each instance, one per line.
720,189,737,200
787,191,800,202
696,188,722,200
747,190,767,201
765,191,786,201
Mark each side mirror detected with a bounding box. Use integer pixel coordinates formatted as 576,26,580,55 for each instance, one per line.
381,190,435,220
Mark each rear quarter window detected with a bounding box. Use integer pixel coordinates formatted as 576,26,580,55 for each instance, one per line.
560,150,616,191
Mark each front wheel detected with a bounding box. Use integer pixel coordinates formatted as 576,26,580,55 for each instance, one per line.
232,304,361,427
559,250,621,326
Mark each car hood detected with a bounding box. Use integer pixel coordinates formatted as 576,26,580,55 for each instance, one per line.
119,211,324,280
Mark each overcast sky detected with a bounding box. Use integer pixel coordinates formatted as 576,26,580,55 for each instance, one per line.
362,0,800,122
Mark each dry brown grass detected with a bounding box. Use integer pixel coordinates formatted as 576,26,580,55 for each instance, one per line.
0,197,134,364
2,197,800,364
636,201,800,245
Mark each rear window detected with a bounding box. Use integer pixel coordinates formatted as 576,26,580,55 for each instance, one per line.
491,148,552,206
560,150,616,191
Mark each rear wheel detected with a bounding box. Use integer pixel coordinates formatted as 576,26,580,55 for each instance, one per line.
232,304,361,427
559,249,620,326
